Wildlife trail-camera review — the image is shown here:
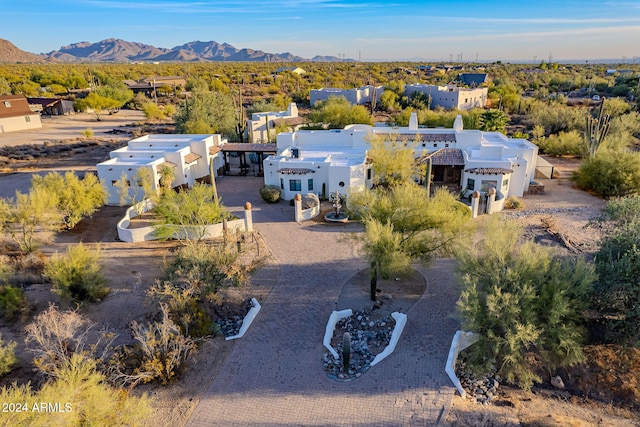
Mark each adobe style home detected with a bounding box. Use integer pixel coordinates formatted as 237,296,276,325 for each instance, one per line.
263,113,538,211
96,134,226,205
0,94,42,133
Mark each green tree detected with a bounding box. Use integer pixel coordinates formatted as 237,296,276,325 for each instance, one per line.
0,187,61,254
0,77,11,96
174,91,238,137
74,92,121,121
479,110,509,133
367,134,423,187
308,96,373,129
456,218,595,389
349,185,470,300
153,184,232,242
31,171,106,230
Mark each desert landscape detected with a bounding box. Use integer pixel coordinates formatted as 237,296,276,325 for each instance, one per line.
0,111,638,426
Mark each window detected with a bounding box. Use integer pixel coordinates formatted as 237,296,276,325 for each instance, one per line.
502,178,509,189
280,178,284,190
466,178,475,190
289,179,301,191
481,180,498,192
25,116,31,123
3,101,10,107
307,178,314,191
367,168,372,180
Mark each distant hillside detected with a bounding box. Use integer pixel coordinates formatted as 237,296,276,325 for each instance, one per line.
37,38,345,63
0,39,44,63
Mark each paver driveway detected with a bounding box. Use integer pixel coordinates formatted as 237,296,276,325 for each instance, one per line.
187,177,460,427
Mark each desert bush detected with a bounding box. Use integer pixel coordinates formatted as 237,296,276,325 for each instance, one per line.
591,219,640,347
456,218,595,390
0,256,10,284
0,285,27,321
572,151,640,198
0,334,17,377
44,243,108,302
153,183,232,241
25,305,115,377
130,304,195,384
503,195,524,210
31,171,107,230
81,128,94,139
151,242,251,336
535,130,584,157
259,184,281,203
0,353,152,426
10,252,45,286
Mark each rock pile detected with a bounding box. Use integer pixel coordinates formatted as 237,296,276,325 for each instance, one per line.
501,206,590,219
455,359,501,404
323,308,395,381
215,299,254,337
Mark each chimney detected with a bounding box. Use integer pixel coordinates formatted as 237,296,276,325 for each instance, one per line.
409,112,418,130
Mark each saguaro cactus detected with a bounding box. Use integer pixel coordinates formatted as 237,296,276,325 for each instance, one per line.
585,100,611,158
342,332,351,373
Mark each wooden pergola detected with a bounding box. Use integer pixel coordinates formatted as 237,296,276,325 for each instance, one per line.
221,143,277,176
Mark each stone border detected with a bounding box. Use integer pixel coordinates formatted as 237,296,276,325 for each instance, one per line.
225,298,261,341
323,309,353,359
445,330,479,397
370,312,407,366
323,309,407,365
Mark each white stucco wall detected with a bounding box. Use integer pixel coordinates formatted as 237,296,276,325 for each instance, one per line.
0,114,42,133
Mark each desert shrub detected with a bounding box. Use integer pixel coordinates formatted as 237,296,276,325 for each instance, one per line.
151,242,251,336
591,220,640,347
10,252,45,286
535,130,584,157
81,128,94,139
456,218,595,390
259,184,281,203
130,304,195,384
25,305,115,377
0,354,152,426
0,285,27,321
572,151,640,198
44,243,108,302
0,256,11,284
503,195,524,210
31,171,107,230
153,183,232,241
0,335,17,377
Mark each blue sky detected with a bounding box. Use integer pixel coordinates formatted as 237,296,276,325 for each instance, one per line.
3,0,640,61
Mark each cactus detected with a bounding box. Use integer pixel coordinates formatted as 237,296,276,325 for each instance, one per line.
585,100,611,158
342,332,351,373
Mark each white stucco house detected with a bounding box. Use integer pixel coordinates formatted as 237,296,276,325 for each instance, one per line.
263,113,538,208
310,85,383,106
97,134,227,205
246,103,300,143
404,83,488,111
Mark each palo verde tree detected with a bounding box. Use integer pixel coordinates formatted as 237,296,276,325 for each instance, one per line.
0,186,61,254
31,171,107,230
308,95,373,129
174,90,238,138
152,183,233,242
456,218,595,389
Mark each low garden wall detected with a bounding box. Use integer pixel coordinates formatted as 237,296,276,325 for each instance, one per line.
225,298,262,341
445,330,479,397
117,200,249,243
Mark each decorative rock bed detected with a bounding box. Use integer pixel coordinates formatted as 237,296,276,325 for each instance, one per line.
323,308,402,381
455,358,501,404
215,298,261,340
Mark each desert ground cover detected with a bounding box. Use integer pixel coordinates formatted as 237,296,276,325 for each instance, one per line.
0,112,638,426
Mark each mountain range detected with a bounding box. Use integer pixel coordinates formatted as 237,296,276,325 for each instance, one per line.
0,38,350,63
